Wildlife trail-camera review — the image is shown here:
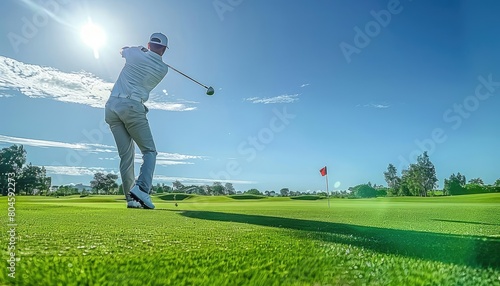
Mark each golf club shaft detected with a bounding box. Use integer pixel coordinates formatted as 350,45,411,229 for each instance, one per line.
166,64,209,90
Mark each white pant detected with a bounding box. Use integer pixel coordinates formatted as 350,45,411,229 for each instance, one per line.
105,97,157,201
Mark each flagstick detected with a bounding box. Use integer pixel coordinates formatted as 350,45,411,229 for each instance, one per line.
326,174,330,208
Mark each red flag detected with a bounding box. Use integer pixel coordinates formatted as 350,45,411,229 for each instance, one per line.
320,166,327,176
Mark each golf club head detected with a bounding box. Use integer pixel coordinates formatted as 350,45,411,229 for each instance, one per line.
206,86,215,96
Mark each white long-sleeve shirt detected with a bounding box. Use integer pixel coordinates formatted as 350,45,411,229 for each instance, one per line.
110,46,168,103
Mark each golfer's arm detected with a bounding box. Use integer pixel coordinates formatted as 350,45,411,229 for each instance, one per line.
120,46,130,57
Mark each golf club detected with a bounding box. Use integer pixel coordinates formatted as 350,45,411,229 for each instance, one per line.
166,64,215,96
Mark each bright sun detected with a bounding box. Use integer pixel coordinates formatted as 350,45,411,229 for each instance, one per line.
81,20,106,59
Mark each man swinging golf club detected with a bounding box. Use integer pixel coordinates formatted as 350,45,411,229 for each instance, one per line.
105,32,169,209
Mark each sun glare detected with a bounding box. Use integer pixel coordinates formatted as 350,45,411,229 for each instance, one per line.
81,20,106,59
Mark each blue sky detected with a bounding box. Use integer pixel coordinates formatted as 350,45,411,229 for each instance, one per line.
1,0,500,192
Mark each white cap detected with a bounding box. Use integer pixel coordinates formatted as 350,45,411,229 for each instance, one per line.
149,32,169,48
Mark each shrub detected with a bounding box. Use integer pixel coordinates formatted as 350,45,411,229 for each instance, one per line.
351,184,378,198
229,194,266,200
290,195,325,200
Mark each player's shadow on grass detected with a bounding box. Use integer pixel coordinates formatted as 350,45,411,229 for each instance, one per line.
431,218,500,227
179,210,500,269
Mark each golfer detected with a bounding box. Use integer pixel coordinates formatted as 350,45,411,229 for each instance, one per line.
105,32,169,209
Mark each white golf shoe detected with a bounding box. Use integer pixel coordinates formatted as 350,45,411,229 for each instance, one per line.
130,185,155,209
127,200,142,209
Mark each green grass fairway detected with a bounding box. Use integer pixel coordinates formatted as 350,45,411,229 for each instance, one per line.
2,194,500,285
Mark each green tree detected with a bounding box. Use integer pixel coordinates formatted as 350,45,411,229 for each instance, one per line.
352,184,377,198
495,179,500,187
189,186,207,195
317,191,328,197
17,163,50,195
468,178,484,185
0,145,27,195
280,188,290,197
41,177,52,195
400,152,438,197
246,188,261,195
182,185,199,194
416,152,438,196
224,183,235,195
163,184,173,193
211,182,225,195
443,173,466,196
55,185,79,196
493,179,500,193
90,172,118,194
91,173,105,194
384,163,401,196
152,183,163,194
172,180,184,191
465,183,489,194
400,167,417,196
81,189,89,196
118,184,124,195
104,174,119,194
376,187,388,197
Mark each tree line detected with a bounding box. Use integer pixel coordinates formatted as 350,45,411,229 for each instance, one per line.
330,151,499,199
2,144,499,197
75,151,500,198
382,151,499,198
0,145,50,195
86,173,333,198
150,184,330,197
383,151,438,197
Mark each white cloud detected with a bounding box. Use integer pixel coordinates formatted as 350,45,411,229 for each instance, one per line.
157,152,206,161
133,152,205,165
146,101,197,112
98,157,117,161
44,166,116,176
357,103,390,109
156,160,194,166
44,166,255,185
0,56,196,112
133,156,193,166
244,94,299,104
300,83,310,88
0,135,115,153
244,97,259,101
0,134,206,165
